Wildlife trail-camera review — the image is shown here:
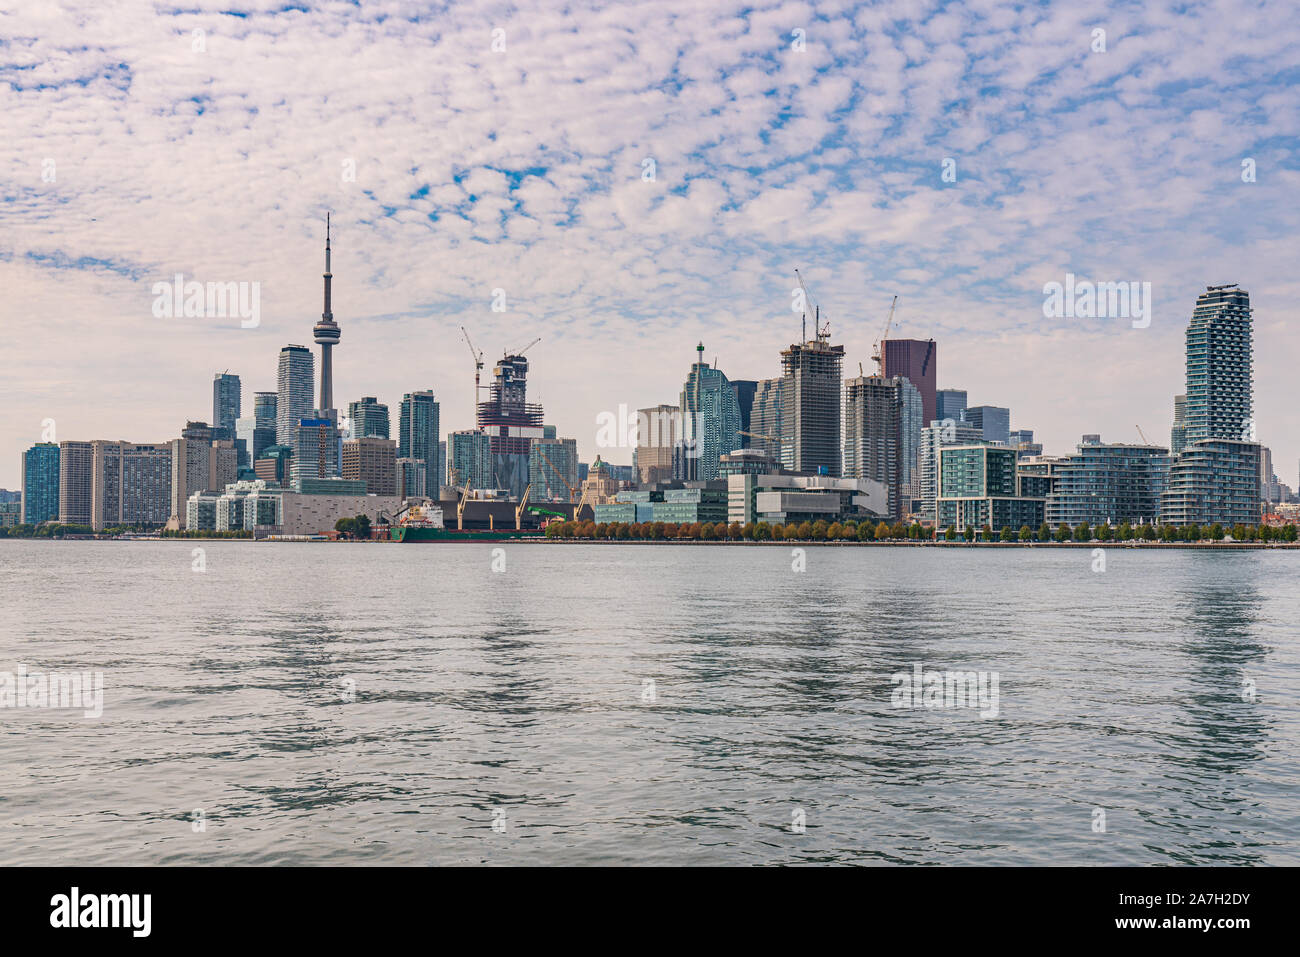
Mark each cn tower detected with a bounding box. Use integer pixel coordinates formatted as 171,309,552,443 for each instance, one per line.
313,213,341,413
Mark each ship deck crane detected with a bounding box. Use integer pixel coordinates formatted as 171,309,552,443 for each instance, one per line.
515,483,532,530
457,480,472,530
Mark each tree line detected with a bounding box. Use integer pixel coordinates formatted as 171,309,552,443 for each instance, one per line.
543,519,1300,543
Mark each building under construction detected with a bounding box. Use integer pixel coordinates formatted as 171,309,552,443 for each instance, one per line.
779,336,845,477
476,353,544,497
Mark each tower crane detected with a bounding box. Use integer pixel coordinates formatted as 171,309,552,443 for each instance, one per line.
535,445,578,503
1136,424,1152,445
794,268,831,343
871,295,898,370
460,326,484,419
509,337,542,357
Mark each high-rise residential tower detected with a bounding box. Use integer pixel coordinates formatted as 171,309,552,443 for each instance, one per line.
400,391,441,496
313,214,341,415
212,373,241,434
679,342,742,481
21,442,60,525
276,344,315,451
843,374,923,520
1160,284,1261,526
348,396,390,439
779,334,844,476
58,440,94,526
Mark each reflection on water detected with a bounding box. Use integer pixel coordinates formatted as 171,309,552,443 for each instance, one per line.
0,541,1296,865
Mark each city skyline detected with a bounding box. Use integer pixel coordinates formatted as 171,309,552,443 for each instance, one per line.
4,1,1300,488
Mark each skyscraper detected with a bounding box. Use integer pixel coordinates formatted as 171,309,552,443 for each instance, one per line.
236,391,278,467
964,406,1011,444
843,375,922,520
276,345,315,451
779,334,844,476
1170,394,1187,457
212,373,241,434
1182,285,1252,445
530,436,579,501
348,396,390,439
635,404,681,485
476,353,542,497
749,378,785,462
936,389,967,424
291,417,342,487
58,440,94,525
731,379,758,446
881,339,938,426
680,342,742,481
341,437,397,496
21,442,60,525
400,391,441,496
1160,284,1261,526
90,441,172,530
449,429,492,489
313,214,341,415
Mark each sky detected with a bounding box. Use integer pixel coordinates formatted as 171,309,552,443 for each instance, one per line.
2,0,1299,489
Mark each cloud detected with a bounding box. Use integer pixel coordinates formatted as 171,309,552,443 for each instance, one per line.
1,0,1298,487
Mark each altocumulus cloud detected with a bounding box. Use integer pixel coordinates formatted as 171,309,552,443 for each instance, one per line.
1,0,1298,481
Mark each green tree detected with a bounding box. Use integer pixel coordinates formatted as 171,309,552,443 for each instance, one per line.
754,521,772,541
811,520,829,541
1019,525,1032,541
944,525,957,541
858,522,874,542
797,521,814,540
1054,523,1071,542
1097,523,1112,542
999,526,1014,541
334,517,355,538
742,522,756,541
1073,522,1091,542
1038,522,1051,542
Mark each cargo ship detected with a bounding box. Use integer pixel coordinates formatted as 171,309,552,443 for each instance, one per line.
388,503,545,542
390,526,545,542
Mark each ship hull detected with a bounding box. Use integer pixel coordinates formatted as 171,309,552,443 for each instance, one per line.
390,526,545,542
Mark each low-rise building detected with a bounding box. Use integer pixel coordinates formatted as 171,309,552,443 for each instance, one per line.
936,445,1045,532
727,473,889,526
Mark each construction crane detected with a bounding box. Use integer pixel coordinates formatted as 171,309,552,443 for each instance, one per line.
739,429,785,446
535,445,577,503
871,295,898,369
460,326,484,420
1136,424,1152,445
794,268,831,343
515,483,532,530
508,336,541,357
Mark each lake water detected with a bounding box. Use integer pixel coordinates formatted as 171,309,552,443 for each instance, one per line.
1,540,1296,865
